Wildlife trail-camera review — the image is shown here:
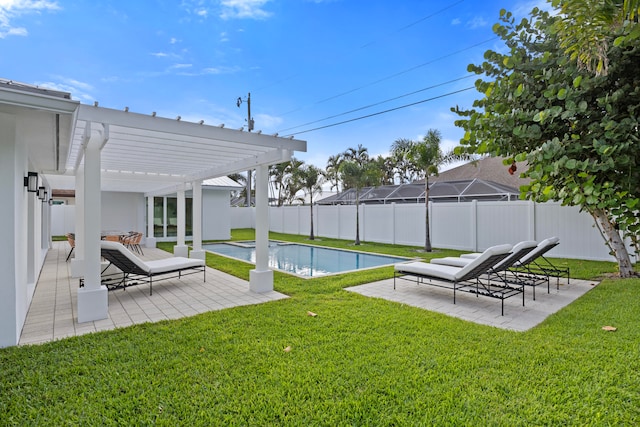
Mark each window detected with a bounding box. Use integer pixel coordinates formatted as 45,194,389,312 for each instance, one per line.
151,196,193,238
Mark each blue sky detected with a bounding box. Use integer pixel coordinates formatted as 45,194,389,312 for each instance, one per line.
1,0,548,171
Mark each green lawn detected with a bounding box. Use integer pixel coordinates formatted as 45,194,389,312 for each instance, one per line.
3,230,639,425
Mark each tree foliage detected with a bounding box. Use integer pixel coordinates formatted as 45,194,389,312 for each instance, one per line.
453,7,640,276
552,0,640,76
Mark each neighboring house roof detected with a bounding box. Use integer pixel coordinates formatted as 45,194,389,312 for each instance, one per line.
429,156,531,189
318,178,520,205
202,176,244,189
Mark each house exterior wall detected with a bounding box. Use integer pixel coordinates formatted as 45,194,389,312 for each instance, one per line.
203,189,232,240
101,192,146,235
0,112,50,347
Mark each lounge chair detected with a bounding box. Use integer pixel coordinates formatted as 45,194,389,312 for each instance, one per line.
511,237,570,286
430,240,547,299
99,240,205,295
394,244,523,315
459,237,569,288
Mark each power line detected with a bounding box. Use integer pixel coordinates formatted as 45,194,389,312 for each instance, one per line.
360,0,466,48
282,86,474,138
279,36,497,117
255,0,466,94
277,74,475,134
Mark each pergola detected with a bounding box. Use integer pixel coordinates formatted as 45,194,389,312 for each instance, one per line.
6,81,306,323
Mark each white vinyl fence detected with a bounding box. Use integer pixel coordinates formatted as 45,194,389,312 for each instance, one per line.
232,201,636,262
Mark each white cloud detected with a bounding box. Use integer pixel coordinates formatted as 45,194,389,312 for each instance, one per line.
201,65,240,74
451,18,461,26
219,0,272,20
467,16,488,29
0,0,60,38
253,112,283,130
35,77,94,102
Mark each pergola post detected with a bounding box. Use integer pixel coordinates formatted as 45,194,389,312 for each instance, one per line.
174,186,188,258
146,196,156,248
70,165,84,278
77,123,108,323
250,164,273,292
190,180,205,261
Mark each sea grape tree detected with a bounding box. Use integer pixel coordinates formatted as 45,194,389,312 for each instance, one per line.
453,7,640,277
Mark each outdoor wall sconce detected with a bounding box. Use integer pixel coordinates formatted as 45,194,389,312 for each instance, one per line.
24,172,38,192
37,186,46,200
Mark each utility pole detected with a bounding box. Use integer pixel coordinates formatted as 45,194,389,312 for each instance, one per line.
237,92,254,206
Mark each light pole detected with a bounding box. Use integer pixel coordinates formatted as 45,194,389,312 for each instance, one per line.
237,92,254,206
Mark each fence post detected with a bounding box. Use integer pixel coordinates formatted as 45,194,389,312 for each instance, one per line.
471,199,478,252
392,202,396,245
528,200,536,241
361,203,366,242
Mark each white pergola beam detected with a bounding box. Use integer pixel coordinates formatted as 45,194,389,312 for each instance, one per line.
77,105,306,151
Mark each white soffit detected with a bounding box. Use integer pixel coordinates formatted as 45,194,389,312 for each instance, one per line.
66,104,306,195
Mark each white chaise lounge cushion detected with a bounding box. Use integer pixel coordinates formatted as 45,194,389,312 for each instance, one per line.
394,243,512,281
146,257,205,274
432,240,538,270
514,237,559,266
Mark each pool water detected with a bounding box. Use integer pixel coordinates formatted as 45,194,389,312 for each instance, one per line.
202,241,408,277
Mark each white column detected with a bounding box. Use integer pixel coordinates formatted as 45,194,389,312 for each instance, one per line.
146,196,156,248
190,180,205,261
77,124,108,323
250,164,273,292
174,187,188,257
70,166,84,278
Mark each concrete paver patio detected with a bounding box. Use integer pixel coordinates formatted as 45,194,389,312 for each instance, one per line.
347,274,598,331
20,241,288,346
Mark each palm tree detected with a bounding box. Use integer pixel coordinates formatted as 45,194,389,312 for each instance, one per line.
390,138,415,183
343,144,369,167
228,172,247,205
339,159,380,245
269,162,290,206
324,154,343,192
294,164,324,240
282,157,305,205
408,129,472,252
373,155,395,185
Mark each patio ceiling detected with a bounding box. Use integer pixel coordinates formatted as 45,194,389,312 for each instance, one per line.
0,80,306,197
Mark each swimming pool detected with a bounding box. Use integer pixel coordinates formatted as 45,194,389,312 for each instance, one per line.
202,241,409,277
